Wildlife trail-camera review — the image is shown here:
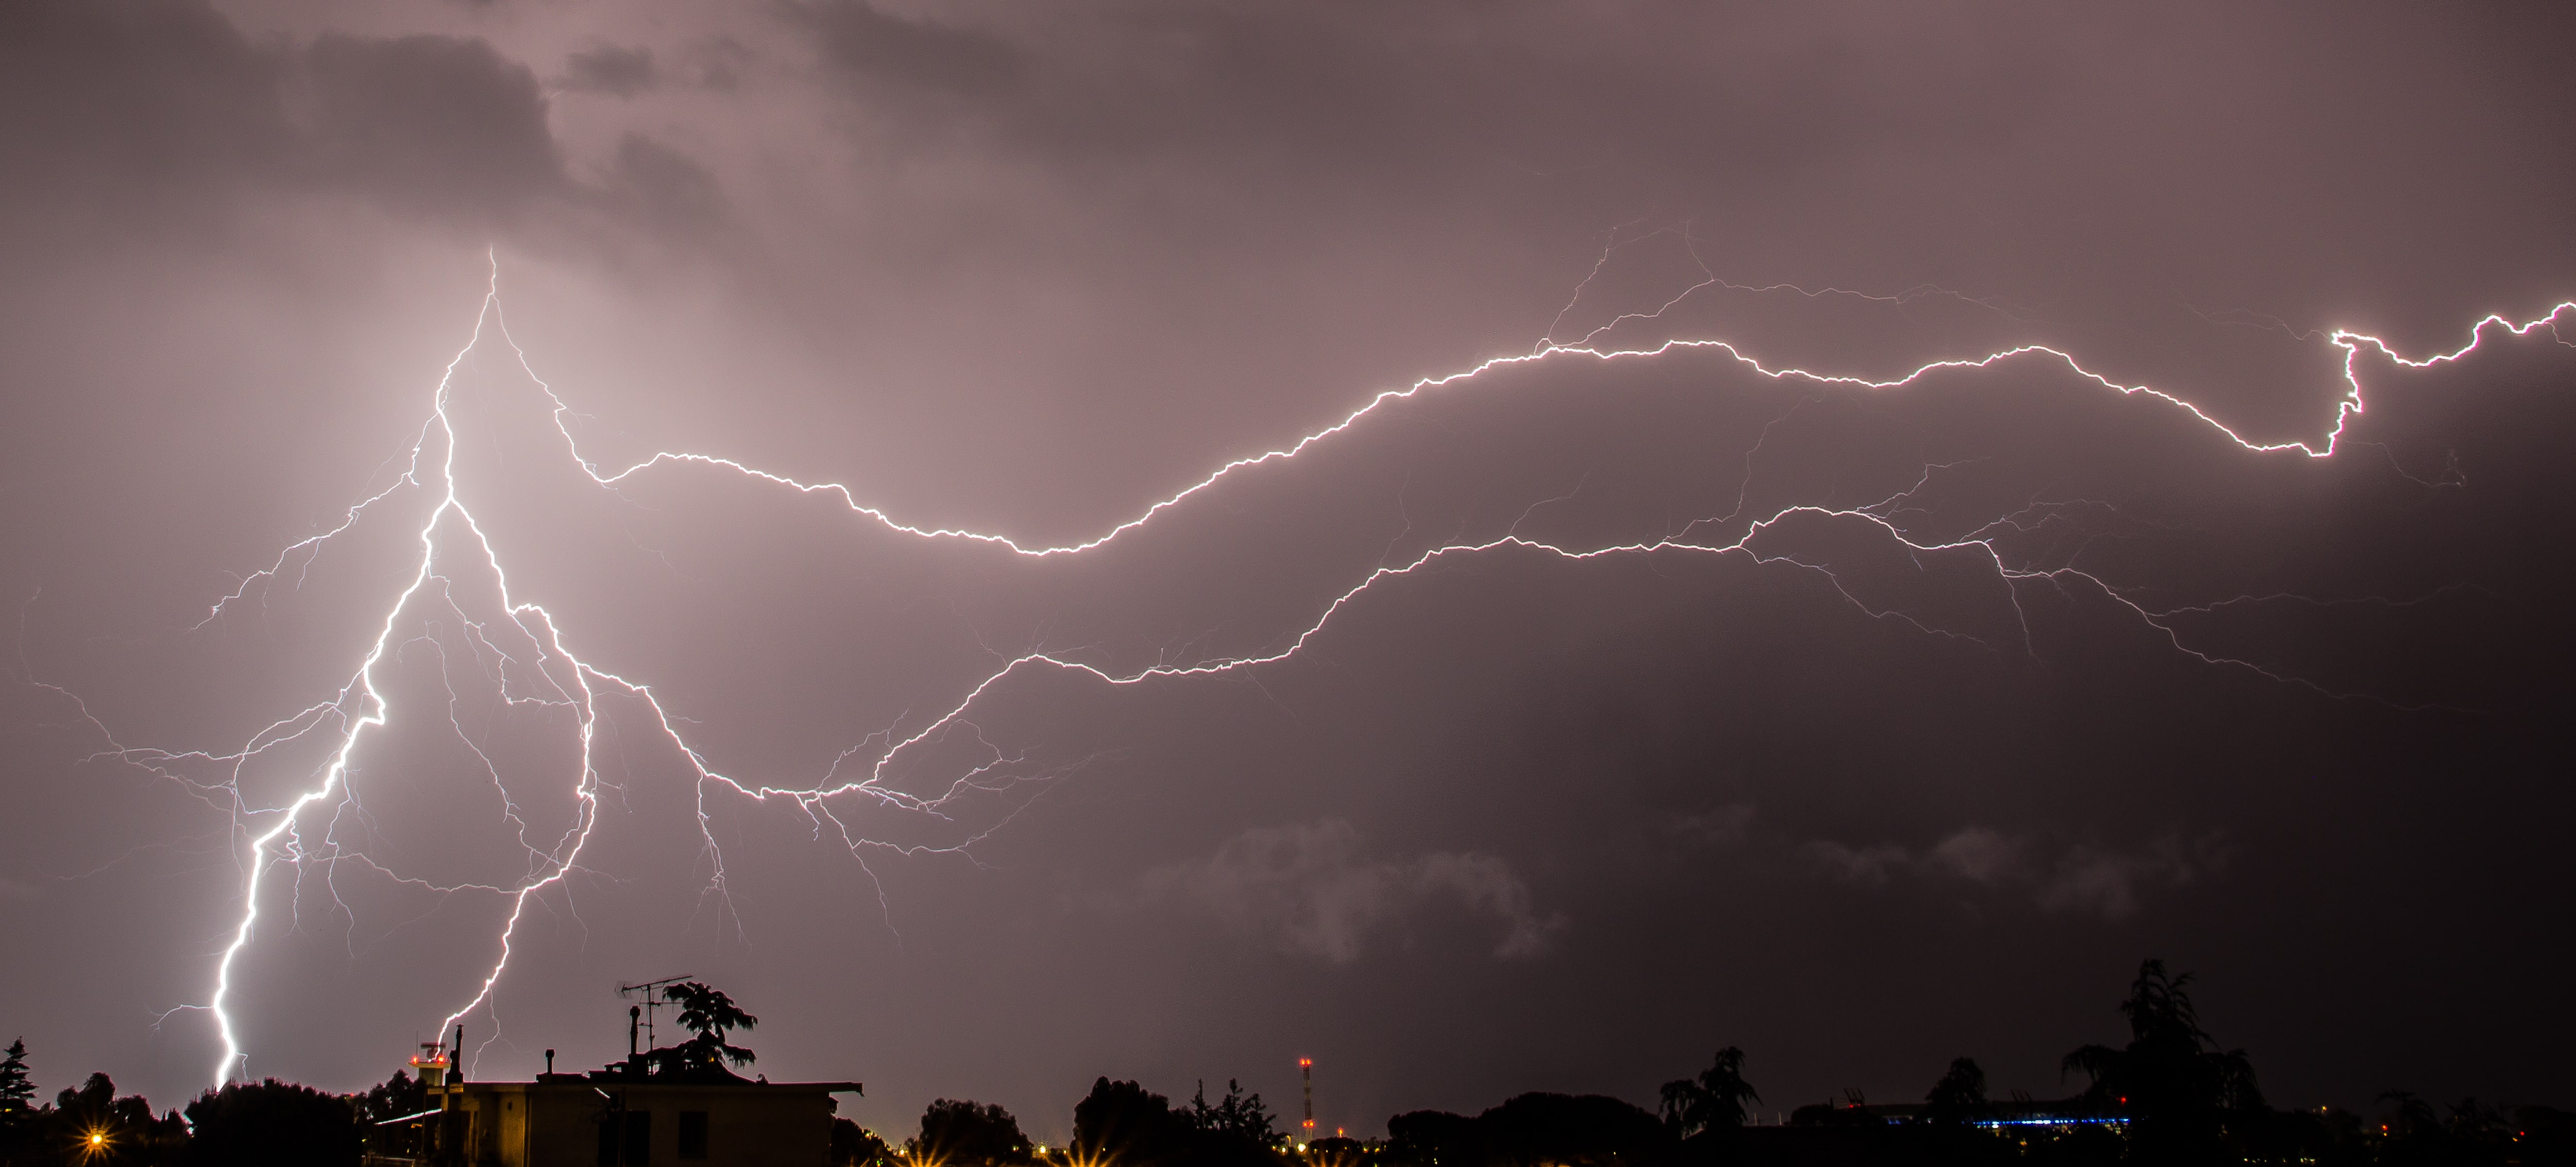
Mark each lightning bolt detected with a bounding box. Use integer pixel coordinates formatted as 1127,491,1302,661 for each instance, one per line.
54,251,2570,1088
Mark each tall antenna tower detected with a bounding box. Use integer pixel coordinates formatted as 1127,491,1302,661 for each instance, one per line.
1299,1058,1315,1141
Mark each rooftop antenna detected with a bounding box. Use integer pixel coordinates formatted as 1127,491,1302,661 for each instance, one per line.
617,974,693,1051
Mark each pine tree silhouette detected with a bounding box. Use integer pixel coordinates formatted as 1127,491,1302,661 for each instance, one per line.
0,1039,32,1116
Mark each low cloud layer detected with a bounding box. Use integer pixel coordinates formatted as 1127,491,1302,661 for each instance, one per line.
1144,820,1562,964
1809,827,2225,919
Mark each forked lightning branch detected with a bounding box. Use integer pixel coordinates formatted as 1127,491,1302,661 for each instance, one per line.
82,258,2574,1087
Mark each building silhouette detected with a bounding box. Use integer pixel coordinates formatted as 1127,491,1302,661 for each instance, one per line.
366,1020,859,1167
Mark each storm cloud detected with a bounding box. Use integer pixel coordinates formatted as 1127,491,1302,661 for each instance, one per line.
1,0,2570,1144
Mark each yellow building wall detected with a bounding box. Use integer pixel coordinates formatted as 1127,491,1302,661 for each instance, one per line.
454,1081,840,1167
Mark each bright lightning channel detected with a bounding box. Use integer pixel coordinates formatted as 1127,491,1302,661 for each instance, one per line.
78,255,2573,1088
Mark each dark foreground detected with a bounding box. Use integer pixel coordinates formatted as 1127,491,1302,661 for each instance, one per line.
2,961,2565,1166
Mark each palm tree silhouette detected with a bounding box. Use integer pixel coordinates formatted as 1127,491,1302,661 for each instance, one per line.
660,982,760,1068
2063,960,2260,1159
1660,1048,1759,1138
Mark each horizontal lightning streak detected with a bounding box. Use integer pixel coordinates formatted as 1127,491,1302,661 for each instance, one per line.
583,305,2576,558
88,251,2568,1087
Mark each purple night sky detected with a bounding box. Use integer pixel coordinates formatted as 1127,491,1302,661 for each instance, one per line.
2,0,2571,1141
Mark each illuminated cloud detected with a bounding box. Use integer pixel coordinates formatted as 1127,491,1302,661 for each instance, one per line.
2,0,2569,1128
1143,820,1562,964
1807,827,2223,919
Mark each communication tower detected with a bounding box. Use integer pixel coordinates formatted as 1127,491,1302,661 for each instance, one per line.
407,1040,449,1088
1299,1057,1314,1140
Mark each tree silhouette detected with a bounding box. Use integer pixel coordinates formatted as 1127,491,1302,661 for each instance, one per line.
912,1098,1034,1165
0,1040,30,1117
1174,1080,1287,1166
1479,1093,1666,1166
42,1070,183,1166
1923,1057,1989,1126
183,1079,355,1167
833,1118,898,1167
1073,1078,1181,1165
0,1039,30,1166
1658,1048,1758,1138
354,1068,428,1125
1179,1079,1283,1142
1386,1109,1481,1167
660,981,759,1068
2062,959,2262,1161
2376,1090,2438,1138
2446,1097,2513,1153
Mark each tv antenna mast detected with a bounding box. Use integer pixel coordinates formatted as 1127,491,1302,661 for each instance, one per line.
618,974,693,1051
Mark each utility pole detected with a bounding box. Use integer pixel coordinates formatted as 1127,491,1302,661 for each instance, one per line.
1299,1058,1314,1142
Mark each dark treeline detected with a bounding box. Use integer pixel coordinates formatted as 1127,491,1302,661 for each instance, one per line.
0,1037,370,1167
849,964,2568,1167
830,1077,1298,1167
5,961,2569,1166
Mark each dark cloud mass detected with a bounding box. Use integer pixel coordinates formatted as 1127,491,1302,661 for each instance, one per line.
1,0,2571,1143
558,43,658,97
298,31,565,213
